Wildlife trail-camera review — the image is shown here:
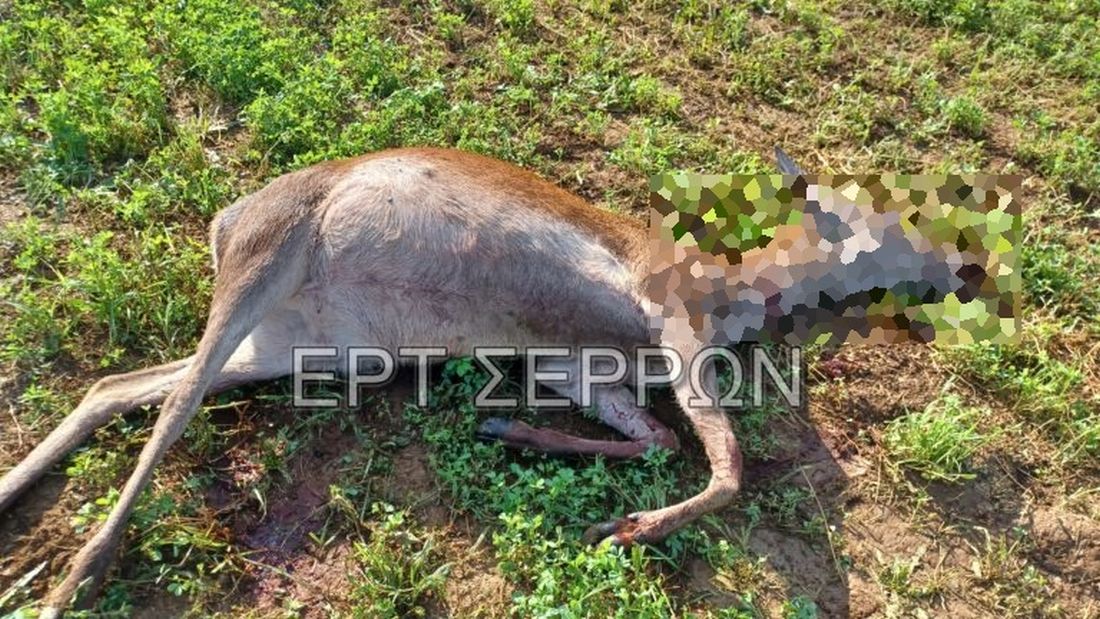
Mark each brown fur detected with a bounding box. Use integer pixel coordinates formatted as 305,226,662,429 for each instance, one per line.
322,148,648,271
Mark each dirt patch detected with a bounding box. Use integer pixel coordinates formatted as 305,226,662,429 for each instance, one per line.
227,423,362,614
131,588,192,619
1027,507,1100,589
0,171,26,227
811,343,948,426
239,427,358,559
796,344,958,616
443,548,513,618
217,395,459,615
0,365,86,603
0,474,80,601
382,443,433,500
922,461,1029,530
682,556,743,610
243,541,358,618
379,442,450,527
751,526,848,616
843,505,938,617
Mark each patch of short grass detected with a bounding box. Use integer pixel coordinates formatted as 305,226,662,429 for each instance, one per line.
348,502,450,618
495,510,673,617
967,526,1060,616
943,335,1098,467
1021,232,1099,319
887,0,1100,83
884,392,988,482
4,3,170,185
0,218,211,367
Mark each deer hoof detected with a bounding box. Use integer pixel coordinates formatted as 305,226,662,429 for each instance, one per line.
583,513,647,547
475,417,516,442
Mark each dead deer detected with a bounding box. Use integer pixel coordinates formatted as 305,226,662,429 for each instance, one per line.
0,146,975,615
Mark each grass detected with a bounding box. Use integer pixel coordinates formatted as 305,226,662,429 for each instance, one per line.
1,218,211,367
884,392,988,482
494,512,673,618
966,526,1060,616
0,0,1097,616
348,503,451,618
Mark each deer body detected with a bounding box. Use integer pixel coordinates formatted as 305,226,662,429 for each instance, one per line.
264,150,652,358
0,147,995,614
2,148,740,615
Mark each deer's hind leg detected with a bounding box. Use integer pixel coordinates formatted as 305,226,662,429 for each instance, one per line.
584,337,743,546
1,357,190,514
475,355,679,458
0,329,295,515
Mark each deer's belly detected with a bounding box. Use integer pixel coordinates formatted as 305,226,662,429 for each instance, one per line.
297,275,644,355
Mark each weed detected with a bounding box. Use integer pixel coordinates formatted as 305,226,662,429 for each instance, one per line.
884,392,988,482
702,535,767,597
483,0,536,35
674,4,750,67
15,381,69,428
494,510,672,617
782,596,819,619
942,96,988,138
349,503,450,618
1021,231,1099,318
967,527,1060,616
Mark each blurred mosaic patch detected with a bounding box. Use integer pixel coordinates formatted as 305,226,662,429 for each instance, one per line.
649,174,1022,346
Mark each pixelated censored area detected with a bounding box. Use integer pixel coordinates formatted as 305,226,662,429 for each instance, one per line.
648,174,1022,346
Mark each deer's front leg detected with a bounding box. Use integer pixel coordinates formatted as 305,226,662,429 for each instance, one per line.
584,346,742,545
